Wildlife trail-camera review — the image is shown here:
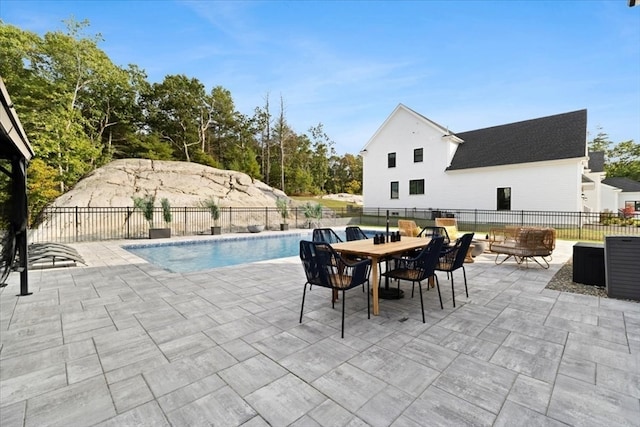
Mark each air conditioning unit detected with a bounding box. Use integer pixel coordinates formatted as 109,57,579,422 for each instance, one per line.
604,236,640,301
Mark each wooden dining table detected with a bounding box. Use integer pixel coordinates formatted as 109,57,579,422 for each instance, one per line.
331,236,431,316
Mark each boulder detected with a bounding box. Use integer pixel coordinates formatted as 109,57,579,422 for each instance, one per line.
53,158,287,208
31,159,291,241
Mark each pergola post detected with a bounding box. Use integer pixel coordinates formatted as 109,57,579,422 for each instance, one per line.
13,156,30,295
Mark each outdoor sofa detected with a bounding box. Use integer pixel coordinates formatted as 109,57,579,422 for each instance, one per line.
489,226,556,269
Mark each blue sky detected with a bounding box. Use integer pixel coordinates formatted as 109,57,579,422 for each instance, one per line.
2,0,639,155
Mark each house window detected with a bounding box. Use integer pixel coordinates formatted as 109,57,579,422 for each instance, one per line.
409,179,425,195
388,152,396,168
390,181,399,199
497,187,511,210
414,148,423,163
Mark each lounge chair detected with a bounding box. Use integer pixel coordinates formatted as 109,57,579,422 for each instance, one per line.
397,220,421,237
25,243,86,268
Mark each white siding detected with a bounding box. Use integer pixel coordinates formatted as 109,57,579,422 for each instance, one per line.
363,107,584,212
440,161,582,211
620,191,640,212
599,184,621,213
362,106,455,208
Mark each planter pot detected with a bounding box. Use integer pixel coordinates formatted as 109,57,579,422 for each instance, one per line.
247,225,264,233
211,226,222,235
280,223,289,231
149,228,171,239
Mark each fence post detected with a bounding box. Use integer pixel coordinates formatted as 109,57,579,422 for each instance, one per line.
265,207,269,229
126,207,130,239
184,206,187,237
474,209,478,232
229,207,232,233
578,210,582,240
75,206,79,242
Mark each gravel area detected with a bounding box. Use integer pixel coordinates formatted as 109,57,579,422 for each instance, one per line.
545,258,608,298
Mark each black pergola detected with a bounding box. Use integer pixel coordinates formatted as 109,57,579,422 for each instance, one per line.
1,77,34,295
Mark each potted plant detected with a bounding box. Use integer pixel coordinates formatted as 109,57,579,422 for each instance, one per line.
276,197,290,231
133,194,171,239
159,198,172,238
303,202,323,229
202,197,221,235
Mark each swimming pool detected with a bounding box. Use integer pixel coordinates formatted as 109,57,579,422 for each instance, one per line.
123,230,377,273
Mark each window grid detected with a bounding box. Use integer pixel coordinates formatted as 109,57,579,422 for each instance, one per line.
390,181,399,199
414,148,423,163
409,179,424,195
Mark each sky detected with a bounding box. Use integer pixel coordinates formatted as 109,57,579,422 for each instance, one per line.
1,0,639,155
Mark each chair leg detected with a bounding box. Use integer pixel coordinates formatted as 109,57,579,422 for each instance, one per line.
434,275,443,309
462,266,468,298
341,290,346,339
411,283,415,298
418,281,425,323
451,275,456,308
299,283,307,323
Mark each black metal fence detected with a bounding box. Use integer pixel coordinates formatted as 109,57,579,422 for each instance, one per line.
28,206,340,243
352,207,640,242
28,205,640,243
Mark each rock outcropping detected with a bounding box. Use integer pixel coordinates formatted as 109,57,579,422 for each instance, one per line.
54,158,287,208
32,159,291,241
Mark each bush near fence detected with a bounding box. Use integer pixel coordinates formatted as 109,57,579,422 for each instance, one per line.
28,206,639,243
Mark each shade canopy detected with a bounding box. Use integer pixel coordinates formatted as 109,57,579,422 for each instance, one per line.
0,77,33,162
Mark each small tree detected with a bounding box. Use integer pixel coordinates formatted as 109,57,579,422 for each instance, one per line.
303,202,323,228
275,197,289,224
202,197,220,225
132,195,155,228
160,198,172,226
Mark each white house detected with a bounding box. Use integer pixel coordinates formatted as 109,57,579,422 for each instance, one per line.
361,104,592,212
601,177,640,213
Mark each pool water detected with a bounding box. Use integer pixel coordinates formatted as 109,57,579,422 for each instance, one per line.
124,230,377,273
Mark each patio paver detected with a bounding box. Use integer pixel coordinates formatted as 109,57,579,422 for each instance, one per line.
1,234,639,426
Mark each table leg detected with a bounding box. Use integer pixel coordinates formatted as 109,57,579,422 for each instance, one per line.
371,256,379,316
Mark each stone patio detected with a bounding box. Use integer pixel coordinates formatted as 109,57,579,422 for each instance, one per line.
1,234,638,426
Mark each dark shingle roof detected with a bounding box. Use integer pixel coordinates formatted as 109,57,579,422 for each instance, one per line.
602,177,640,192
588,151,605,172
447,109,587,170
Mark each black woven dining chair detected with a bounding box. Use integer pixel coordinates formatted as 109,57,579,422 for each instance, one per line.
312,228,343,244
381,236,445,323
299,240,371,338
436,233,473,307
345,226,369,241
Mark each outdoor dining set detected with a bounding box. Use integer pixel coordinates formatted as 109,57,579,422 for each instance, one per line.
299,219,558,338
299,223,474,338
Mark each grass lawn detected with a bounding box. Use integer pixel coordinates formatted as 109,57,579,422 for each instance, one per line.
290,196,353,210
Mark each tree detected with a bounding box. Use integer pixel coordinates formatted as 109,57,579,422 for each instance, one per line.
607,140,640,181
1,19,142,196
588,128,639,181
143,74,207,162
308,123,334,193
588,127,611,153
253,94,273,186
275,96,289,191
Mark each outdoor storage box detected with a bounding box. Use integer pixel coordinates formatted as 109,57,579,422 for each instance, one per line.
572,242,605,286
604,236,640,301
